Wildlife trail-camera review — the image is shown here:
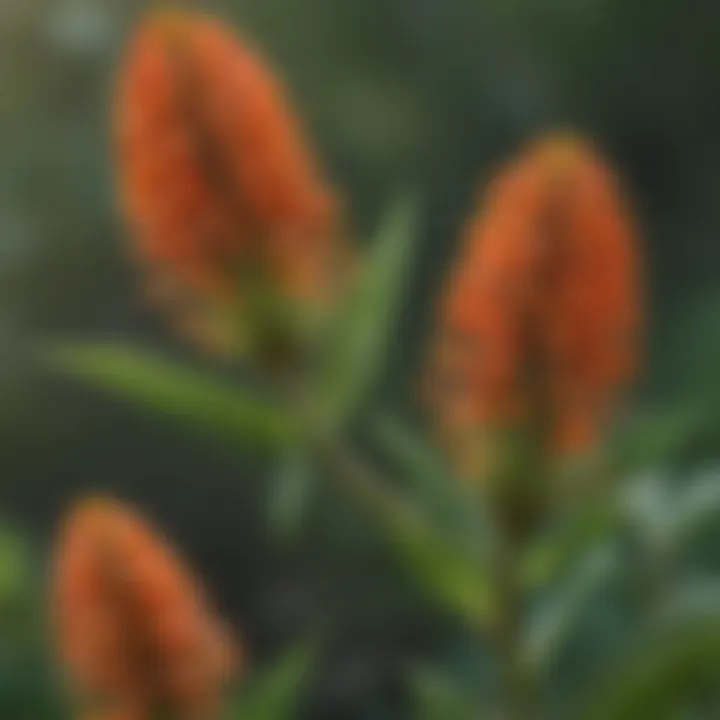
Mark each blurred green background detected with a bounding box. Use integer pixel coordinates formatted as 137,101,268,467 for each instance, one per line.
1,0,720,717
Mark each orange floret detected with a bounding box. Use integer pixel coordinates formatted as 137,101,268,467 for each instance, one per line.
115,10,342,308
53,497,238,719
427,134,641,468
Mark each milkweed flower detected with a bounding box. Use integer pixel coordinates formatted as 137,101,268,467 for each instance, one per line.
426,135,641,475
115,10,346,353
53,497,238,719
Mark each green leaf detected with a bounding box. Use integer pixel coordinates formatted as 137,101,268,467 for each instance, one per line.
521,501,621,588
525,469,720,600
388,509,494,630
267,452,317,542
665,470,720,552
46,342,297,448
620,470,720,557
524,546,617,673
584,607,720,720
0,524,36,644
0,525,32,609
314,198,418,432
322,445,493,628
619,472,672,547
228,640,318,720
409,665,482,720
369,413,489,549
370,413,449,494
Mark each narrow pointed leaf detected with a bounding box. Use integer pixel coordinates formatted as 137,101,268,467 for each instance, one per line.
524,546,617,672
46,342,297,448
521,501,621,588
322,445,493,629
370,413,489,554
315,198,418,431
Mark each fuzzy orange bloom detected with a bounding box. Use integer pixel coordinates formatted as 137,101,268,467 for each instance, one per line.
53,497,238,719
115,10,342,309
427,135,641,466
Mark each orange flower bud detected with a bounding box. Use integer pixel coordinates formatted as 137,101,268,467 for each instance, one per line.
53,497,238,719
115,10,346,349
427,134,641,470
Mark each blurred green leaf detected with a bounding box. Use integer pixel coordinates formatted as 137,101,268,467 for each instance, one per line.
409,665,482,720
323,445,493,629
620,469,720,557
665,470,720,552
370,413,448,494
524,546,617,673
387,508,494,630
527,450,720,592
46,343,297,448
314,198,418,432
585,607,720,720
521,501,620,589
0,524,38,648
228,640,318,720
619,472,672,546
0,525,32,610
267,452,317,542
370,413,489,549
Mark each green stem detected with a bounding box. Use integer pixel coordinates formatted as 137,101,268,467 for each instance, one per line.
322,438,539,720
494,519,535,720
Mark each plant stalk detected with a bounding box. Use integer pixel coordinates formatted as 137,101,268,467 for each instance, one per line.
494,516,535,720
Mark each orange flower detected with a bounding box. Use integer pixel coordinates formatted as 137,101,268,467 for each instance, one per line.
53,497,238,719
115,10,345,334
427,134,641,469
